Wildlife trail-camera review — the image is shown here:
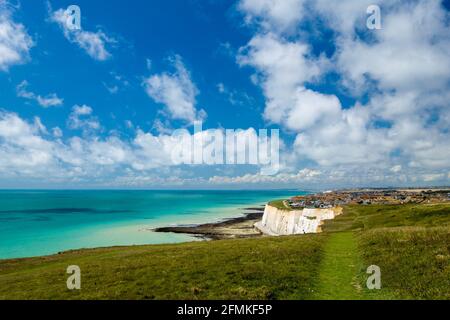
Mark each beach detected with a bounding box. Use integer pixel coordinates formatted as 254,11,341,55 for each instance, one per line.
0,190,302,259
154,206,266,240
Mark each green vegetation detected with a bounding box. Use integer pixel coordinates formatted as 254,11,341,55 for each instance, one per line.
268,199,292,210
313,232,364,300
0,203,449,300
324,203,450,232
322,203,450,300
0,235,325,300
359,227,449,299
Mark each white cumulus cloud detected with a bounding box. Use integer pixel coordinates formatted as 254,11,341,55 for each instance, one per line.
67,105,100,131
50,7,114,61
0,1,33,71
238,0,306,33
143,55,205,123
236,0,450,186
16,81,63,108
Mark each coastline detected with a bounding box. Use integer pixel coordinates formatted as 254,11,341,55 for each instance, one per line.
153,206,266,240
2,201,449,300
2,188,448,260
152,187,450,240
0,190,302,259
0,206,269,261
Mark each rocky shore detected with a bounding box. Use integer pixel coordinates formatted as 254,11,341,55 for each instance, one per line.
154,187,445,240
153,206,266,240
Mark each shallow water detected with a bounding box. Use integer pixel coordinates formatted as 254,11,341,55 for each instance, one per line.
0,190,303,259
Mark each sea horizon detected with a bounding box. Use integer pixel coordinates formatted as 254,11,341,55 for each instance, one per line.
0,189,305,259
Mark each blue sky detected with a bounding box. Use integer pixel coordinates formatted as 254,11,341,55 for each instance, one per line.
3,1,264,133
0,0,449,189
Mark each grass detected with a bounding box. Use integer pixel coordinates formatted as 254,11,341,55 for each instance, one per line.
0,202,449,300
321,203,450,300
323,203,450,232
359,227,450,299
0,235,326,300
268,199,291,210
313,232,363,300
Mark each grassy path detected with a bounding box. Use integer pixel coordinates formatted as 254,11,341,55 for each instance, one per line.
1,203,448,299
313,232,364,299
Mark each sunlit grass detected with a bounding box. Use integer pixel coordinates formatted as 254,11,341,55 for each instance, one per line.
0,202,449,300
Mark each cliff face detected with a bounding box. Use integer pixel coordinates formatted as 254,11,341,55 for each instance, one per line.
254,205,342,236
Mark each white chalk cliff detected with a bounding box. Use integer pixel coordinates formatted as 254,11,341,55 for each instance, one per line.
254,205,343,236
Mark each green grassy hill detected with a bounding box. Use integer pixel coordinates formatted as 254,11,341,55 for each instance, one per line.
268,199,292,210
0,203,449,300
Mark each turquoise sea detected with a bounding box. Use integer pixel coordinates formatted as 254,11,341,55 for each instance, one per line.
0,190,303,259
